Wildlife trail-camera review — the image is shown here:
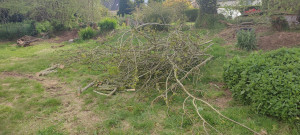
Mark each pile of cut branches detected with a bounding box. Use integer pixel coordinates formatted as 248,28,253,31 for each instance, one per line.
82,24,214,92
73,24,260,134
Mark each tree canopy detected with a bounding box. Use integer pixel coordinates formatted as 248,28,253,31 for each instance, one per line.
0,0,108,24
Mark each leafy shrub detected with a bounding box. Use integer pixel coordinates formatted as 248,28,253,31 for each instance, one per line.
0,21,36,40
98,18,118,32
78,27,96,40
195,13,225,29
35,21,53,34
236,29,257,51
271,16,289,31
185,9,198,22
163,0,192,22
224,48,300,121
135,2,174,31
51,21,67,32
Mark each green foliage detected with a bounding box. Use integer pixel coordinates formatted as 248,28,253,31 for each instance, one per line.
135,2,174,31
224,48,300,121
185,9,198,22
0,21,36,40
236,29,257,51
0,0,107,27
78,27,96,40
98,18,118,32
197,0,217,14
51,21,68,32
271,16,289,31
118,0,134,17
35,21,53,34
195,14,225,29
262,0,300,14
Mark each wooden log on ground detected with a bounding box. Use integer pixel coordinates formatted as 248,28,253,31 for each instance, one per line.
36,64,64,76
78,81,95,93
94,88,117,97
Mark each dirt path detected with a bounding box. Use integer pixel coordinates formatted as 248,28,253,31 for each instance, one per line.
0,72,100,134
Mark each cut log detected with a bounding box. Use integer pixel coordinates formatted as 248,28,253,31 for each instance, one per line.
240,22,254,26
36,64,63,76
219,20,233,27
126,89,136,92
17,36,42,47
97,84,117,91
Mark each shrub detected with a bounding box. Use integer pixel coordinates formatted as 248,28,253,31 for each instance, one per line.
78,27,96,40
224,48,300,121
185,9,198,22
0,21,36,40
35,21,53,34
236,29,257,51
195,13,225,29
98,18,118,32
51,21,67,32
163,0,192,22
135,2,174,31
271,16,289,31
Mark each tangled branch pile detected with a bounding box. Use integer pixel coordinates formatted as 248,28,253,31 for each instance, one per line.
73,24,260,134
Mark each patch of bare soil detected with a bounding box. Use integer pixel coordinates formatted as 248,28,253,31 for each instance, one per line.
48,30,78,43
218,25,300,50
218,25,270,45
208,83,232,109
213,89,232,109
258,32,300,50
0,72,100,134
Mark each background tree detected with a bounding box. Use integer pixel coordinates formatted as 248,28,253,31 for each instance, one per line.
195,0,223,28
134,0,145,8
261,0,300,14
118,0,134,17
0,0,107,25
163,0,193,22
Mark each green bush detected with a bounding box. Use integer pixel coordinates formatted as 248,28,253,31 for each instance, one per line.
135,2,174,31
78,27,96,40
51,21,67,32
98,18,118,32
0,21,36,40
195,14,225,29
271,16,289,31
35,21,53,34
185,9,198,22
236,29,257,51
224,48,300,121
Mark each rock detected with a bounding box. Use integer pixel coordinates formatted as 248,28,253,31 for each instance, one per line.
69,39,74,43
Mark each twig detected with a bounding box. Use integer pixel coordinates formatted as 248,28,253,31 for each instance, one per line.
173,69,260,135
37,64,60,76
79,81,95,93
94,88,117,97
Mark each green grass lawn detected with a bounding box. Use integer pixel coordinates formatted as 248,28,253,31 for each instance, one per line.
0,77,62,134
0,28,298,135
